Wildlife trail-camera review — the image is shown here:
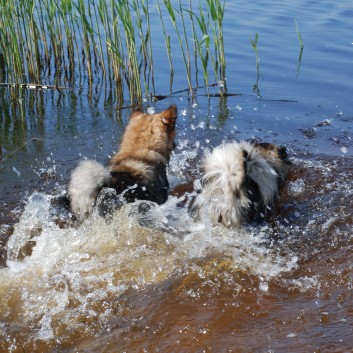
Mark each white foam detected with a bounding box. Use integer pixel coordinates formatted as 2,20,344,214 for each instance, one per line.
0,150,304,342
1,192,298,288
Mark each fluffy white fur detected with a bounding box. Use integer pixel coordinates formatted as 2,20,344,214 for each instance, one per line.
194,142,280,227
69,160,111,220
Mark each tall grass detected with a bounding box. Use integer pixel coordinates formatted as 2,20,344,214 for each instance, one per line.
206,0,226,89
167,0,226,97
0,0,227,105
163,0,193,96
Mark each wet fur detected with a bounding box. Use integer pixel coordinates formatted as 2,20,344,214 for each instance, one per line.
69,105,177,220
193,141,291,227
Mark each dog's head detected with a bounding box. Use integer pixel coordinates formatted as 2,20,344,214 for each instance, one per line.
120,105,177,160
252,142,291,179
132,104,177,134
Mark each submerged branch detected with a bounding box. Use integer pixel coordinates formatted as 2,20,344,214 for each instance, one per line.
0,83,70,91
0,138,44,163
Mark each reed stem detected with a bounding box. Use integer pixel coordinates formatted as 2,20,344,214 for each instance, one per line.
0,0,228,103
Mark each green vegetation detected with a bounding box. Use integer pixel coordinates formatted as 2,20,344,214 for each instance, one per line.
294,19,304,78
0,0,226,105
294,19,304,49
250,32,260,94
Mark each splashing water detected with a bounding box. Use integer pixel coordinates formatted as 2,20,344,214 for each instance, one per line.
1,150,352,352
0,187,298,345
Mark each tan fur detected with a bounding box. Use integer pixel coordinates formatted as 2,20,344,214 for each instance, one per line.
109,106,177,180
253,142,291,180
68,105,177,220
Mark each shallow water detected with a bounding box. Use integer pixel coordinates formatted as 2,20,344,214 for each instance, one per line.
1,0,353,352
1,154,353,352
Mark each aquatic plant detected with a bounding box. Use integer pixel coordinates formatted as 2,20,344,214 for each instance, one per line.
295,19,304,49
206,0,226,89
163,0,193,96
0,0,227,106
187,2,211,94
183,0,226,95
294,19,304,78
250,32,260,94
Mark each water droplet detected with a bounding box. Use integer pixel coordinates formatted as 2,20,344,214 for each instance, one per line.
12,167,21,177
259,280,268,292
198,122,206,129
147,107,155,114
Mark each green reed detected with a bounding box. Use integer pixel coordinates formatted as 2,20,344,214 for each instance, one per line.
295,19,304,49
294,19,304,78
251,32,260,94
0,0,227,105
192,3,211,92
206,0,226,88
185,0,226,95
163,0,193,96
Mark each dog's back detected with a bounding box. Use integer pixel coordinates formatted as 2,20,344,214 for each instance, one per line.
109,105,177,204
69,105,177,220
195,141,291,226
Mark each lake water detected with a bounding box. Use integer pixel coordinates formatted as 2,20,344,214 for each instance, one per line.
1,0,353,352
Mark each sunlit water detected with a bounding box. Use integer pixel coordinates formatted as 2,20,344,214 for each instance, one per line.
1,150,352,352
1,0,353,352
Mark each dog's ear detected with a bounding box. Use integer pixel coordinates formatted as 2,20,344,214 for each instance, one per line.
277,146,291,164
130,106,143,119
242,149,251,161
161,105,177,127
242,149,251,172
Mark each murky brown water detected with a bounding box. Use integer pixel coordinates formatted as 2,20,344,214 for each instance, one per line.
0,152,352,352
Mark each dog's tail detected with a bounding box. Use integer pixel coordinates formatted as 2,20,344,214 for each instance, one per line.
198,143,251,225
203,143,250,192
69,160,111,220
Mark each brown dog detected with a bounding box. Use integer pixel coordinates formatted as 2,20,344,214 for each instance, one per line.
69,105,177,220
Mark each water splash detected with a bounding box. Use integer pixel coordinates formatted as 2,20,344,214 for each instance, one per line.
3,153,352,349
0,184,299,341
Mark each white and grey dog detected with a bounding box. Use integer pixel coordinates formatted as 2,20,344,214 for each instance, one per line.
193,141,291,227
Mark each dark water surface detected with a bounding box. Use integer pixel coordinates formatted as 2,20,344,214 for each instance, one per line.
1,1,353,352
